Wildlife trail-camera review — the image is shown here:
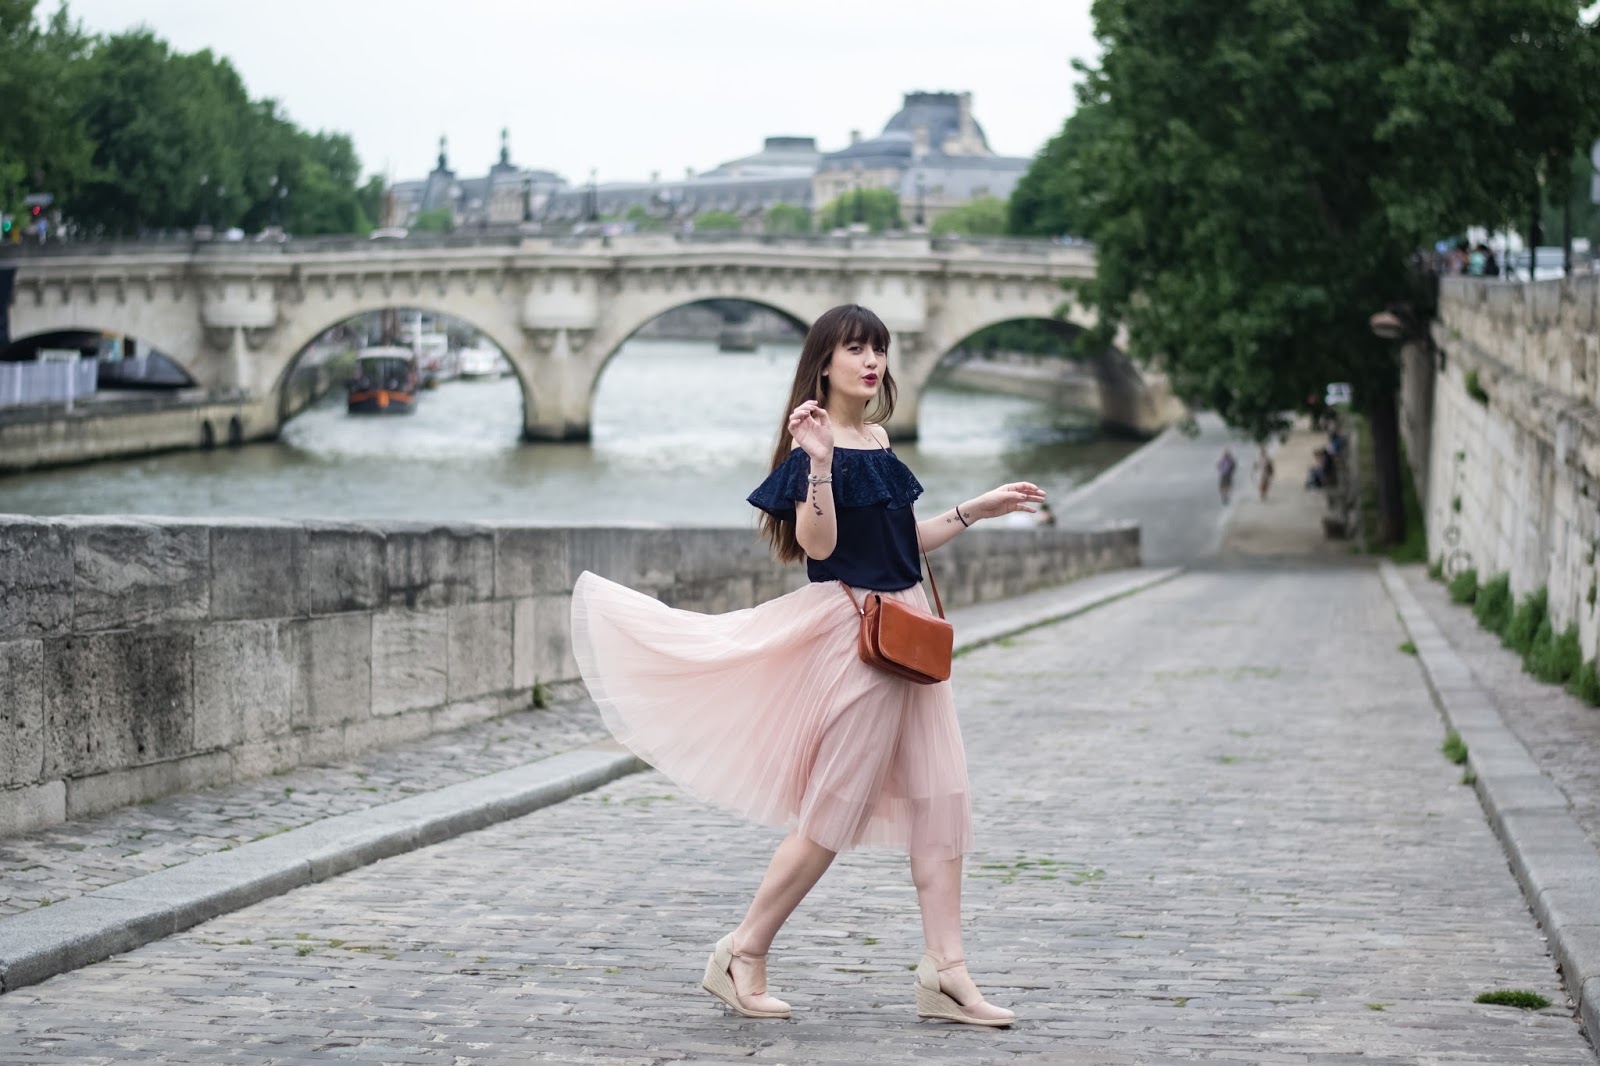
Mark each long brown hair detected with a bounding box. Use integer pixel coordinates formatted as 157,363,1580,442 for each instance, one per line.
759,304,897,562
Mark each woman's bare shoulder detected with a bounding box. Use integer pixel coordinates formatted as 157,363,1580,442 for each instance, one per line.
867,424,891,447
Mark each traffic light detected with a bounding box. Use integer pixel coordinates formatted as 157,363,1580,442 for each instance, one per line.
1,216,10,234
31,205,41,217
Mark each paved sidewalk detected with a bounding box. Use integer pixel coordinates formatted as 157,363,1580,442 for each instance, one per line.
2,562,1591,1063
0,568,1172,994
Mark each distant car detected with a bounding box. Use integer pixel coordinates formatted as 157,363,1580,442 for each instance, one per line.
1508,247,1568,281
369,227,409,240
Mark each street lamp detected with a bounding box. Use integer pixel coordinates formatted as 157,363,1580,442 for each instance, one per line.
586,168,599,224
522,176,533,223
915,174,926,228
198,174,210,228
269,174,279,227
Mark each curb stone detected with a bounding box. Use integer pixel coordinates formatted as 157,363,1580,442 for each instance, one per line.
0,566,1178,996
1381,560,1600,1042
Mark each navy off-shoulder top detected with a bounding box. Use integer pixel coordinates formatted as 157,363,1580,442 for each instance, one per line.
747,447,924,591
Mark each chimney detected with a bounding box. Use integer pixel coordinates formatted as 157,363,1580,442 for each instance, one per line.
650,170,660,184
850,129,862,145
685,166,696,180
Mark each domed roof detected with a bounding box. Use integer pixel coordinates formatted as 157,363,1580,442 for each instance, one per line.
883,92,990,152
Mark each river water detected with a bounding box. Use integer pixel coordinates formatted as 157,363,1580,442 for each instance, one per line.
0,339,1140,526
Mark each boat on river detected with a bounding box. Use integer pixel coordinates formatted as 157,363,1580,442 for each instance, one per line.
346,347,419,414
457,345,506,380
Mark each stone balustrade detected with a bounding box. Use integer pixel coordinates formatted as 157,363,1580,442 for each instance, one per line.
0,517,1139,835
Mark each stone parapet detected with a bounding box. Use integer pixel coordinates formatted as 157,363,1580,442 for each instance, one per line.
1413,277,1600,662
0,517,1139,835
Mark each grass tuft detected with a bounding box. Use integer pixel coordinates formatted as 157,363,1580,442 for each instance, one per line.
1525,622,1581,685
1441,731,1468,766
1471,574,1512,633
1397,640,1417,656
1447,567,1479,605
1474,989,1550,1010
1427,557,1444,582
1502,587,1548,655
1566,660,1600,706
1465,369,1489,405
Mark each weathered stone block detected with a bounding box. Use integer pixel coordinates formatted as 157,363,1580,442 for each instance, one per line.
371,609,449,715
211,521,306,620
290,614,371,731
0,519,72,640
64,751,233,820
532,593,579,682
66,518,209,631
568,528,674,588
43,631,194,778
494,527,572,598
0,640,44,788
512,597,537,690
0,780,65,836
342,706,433,755
192,620,295,750
447,601,514,701
384,524,495,609
304,522,386,615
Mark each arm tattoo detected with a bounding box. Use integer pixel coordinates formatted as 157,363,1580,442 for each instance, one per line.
811,484,824,517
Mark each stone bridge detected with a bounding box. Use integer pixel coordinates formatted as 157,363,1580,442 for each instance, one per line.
2,234,1181,444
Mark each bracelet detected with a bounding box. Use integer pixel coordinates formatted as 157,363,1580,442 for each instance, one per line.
807,473,833,485
955,506,970,528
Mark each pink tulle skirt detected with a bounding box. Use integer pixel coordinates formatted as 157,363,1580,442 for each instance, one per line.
570,571,973,860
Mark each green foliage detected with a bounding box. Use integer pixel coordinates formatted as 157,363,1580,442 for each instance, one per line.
961,319,1078,359
1447,567,1478,605
1398,640,1417,656
1527,623,1581,684
410,207,453,233
931,195,1009,237
1566,659,1600,705
1009,102,1109,237
623,203,664,232
1427,557,1444,581
1472,574,1513,633
692,209,743,231
818,188,903,233
1464,369,1489,405
1503,587,1548,654
1046,0,1600,543
764,202,811,236
1474,990,1551,1011
0,10,378,236
1442,730,1468,765
0,1,92,224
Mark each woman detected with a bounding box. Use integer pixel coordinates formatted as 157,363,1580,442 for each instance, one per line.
571,304,1044,1027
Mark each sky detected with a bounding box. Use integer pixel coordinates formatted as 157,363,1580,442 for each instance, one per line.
57,0,1099,186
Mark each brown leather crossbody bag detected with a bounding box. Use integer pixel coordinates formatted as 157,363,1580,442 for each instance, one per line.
840,509,953,685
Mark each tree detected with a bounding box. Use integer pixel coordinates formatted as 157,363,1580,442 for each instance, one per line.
623,203,664,231
1009,102,1109,238
1059,0,1600,545
693,209,743,231
0,1,92,229
818,188,903,233
765,202,812,235
410,207,453,233
931,195,1009,237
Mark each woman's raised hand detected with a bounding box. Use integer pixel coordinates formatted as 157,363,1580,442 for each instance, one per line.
966,482,1048,520
788,400,833,463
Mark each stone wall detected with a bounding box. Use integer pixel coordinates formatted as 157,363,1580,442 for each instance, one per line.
0,517,1139,835
1411,276,1600,652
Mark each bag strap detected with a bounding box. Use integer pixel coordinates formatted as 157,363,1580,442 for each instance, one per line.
838,433,946,620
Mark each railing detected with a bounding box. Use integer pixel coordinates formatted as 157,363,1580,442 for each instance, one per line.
0,230,1085,260
0,358,98,408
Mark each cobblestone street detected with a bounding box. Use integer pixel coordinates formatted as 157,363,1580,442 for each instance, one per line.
2,561,1591,1064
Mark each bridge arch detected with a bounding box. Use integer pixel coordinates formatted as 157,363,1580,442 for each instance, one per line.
268,304,532,429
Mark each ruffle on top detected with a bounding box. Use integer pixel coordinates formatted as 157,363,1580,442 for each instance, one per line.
747,447,925,518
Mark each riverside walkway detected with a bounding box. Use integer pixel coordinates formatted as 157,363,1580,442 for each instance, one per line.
2,420,1597,1063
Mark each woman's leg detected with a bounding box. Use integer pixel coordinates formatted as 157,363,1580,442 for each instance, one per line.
911,853,1012,1017
727,831,837,990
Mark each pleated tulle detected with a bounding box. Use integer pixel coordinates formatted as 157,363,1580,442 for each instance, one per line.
570,571,973,859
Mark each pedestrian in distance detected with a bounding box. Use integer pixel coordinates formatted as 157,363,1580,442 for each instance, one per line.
1253,446,1275,502
1217,447,1237,505
571,304,1043,1028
